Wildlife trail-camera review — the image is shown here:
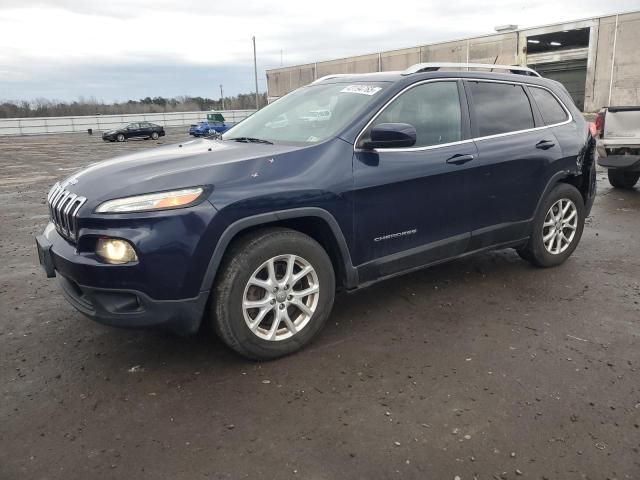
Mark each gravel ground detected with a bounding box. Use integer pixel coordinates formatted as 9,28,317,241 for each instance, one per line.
1,130,639,480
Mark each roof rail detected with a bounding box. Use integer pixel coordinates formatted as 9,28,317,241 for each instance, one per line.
311,74,351,85
311,71,403,85
402,62,541,77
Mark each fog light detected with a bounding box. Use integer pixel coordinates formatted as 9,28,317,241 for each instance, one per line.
96,238,138,264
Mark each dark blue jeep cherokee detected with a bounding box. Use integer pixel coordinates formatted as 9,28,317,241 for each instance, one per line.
36,63,596,360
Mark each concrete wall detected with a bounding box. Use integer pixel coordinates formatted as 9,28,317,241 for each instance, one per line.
266,11,640,111
469,33,518,65
265,32,520,97
316,53,380,77
266,63,316,99
588,12,640,110
421,40,467,63
266,32,518,98
0,110,255,136
380,47,420,71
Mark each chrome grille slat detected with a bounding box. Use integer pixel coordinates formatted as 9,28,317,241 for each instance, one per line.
62,194,78,236
49,187,65,217
59,194,74,232
46,183,87,242
54,191,70,227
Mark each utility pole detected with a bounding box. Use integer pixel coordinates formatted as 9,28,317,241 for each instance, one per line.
253,36,259,110
220,84,225,110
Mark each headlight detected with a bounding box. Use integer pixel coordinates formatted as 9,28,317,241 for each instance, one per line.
96,238,138,264
95,187,204,213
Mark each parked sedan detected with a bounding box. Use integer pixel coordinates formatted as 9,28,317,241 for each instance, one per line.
102,122,165,142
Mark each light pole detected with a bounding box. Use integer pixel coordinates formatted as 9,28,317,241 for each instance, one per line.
253,36,259,110
220,84,224,110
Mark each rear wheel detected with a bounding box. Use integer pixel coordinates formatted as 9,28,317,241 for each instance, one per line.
151,131,159,140
608,169,639,189
211,228,335,360
517,183,585,267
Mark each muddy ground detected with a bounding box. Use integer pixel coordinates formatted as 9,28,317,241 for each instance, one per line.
0,130,638,480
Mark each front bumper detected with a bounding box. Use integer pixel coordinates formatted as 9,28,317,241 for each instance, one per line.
35,200,224,333
57,273,208,334
36,231,208,334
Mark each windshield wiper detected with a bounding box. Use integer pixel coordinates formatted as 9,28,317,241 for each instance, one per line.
228,137,274,145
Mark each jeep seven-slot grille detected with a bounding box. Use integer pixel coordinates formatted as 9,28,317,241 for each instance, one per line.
47,182,87,241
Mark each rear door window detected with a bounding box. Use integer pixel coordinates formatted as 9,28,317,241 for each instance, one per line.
529,87,569,125
468,82,534,137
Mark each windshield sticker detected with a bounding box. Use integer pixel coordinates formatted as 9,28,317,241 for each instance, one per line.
340,85,382,96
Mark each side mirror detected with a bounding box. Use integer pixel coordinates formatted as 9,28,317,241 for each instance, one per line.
362,123,417,149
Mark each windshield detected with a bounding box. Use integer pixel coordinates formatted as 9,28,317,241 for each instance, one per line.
222,82,388,145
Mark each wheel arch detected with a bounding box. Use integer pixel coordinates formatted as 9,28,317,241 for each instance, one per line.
535,167,591,221
200,208,358,295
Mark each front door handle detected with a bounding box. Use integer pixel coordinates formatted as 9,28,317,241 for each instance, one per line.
446,154,474,165
536,140,556,150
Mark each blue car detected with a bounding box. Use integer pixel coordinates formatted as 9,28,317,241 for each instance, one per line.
36,63,596,359
189,121,218,137
189,113,234,137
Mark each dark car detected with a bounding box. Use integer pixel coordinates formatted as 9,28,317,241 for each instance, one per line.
37,63,596,360
102,122,165,142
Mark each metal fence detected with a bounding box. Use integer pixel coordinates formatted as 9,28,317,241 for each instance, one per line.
0,110,256,136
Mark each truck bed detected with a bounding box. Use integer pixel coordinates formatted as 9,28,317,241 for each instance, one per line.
600,107,640,145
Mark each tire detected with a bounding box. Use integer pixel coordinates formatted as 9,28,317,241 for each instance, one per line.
517,183,585,268
211,228,335,360
117,133,125,142
608,169,639,189
151,132,159,140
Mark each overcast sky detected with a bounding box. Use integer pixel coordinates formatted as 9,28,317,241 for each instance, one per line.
0,0,637,102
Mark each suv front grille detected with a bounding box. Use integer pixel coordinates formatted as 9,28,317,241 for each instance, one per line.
47,182,87,241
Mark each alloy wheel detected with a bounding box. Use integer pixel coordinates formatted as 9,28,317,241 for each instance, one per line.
242,254,320,341
542,198,578,255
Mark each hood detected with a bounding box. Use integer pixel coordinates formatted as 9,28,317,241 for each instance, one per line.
59,138,304,208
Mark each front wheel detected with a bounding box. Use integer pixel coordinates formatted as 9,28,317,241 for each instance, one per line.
211,228,335,360
116,133,125,142
517,183,585,268
608,169,639,189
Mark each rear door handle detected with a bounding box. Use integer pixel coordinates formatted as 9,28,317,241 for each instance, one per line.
536,140,556,150
446,154,474,165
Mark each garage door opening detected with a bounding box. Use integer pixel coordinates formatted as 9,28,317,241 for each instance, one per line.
531,59,588,112
526,27,591,112
525,28,590,54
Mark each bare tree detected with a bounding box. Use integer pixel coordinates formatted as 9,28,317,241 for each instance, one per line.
0,93,267,118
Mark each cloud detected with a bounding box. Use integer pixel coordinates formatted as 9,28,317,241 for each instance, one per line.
0,0,637,101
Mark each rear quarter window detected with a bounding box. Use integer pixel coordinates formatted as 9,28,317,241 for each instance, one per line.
468,82,534,137
529,86,569,125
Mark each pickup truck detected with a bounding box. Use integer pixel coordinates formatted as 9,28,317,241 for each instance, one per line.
188,113,234,137
596,107,640,189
